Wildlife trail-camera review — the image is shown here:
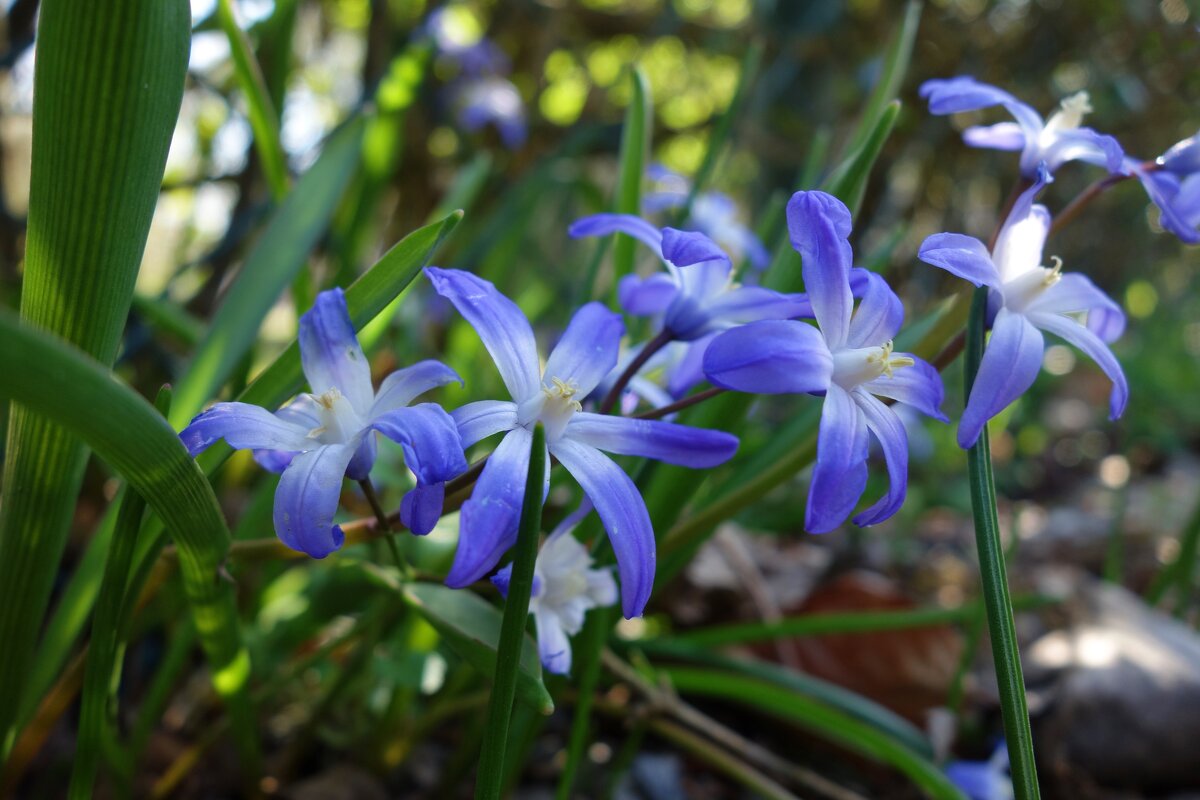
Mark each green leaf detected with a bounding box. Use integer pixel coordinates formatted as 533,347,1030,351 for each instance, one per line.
0,310,259,772
169,117,365,427
215,0,289,199
821,99,901,219
609,66,652,304
402,582,553,716
0,0,190,754
664,667,967,800
845,0,921,155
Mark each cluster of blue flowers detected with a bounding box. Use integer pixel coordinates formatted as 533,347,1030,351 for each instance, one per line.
181,76,1192,674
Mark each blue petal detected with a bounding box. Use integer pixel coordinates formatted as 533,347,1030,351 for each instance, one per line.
918,233,1001,288
666,336,712,399
1041,127,1125,175
963,122,1026,151
446,428,534,588
702,286,813,328
490,563,514,597
846,270,904,348
425,268,541,403
565,412,738,468
543,302,625,398
551,438,654,618
180,401,311,457
919,76,1044,140
786,191,855,349
568,213,664,252
401,481,446,536
273,442,357,557
806,385,869,533
1131,166,1200,246
370,403,469,487
1029,312,1128,421
702,320,833,395
345,434,377,481
959,308,1045,448
370,360,463,418
1160,132,1200,175
452,399,519,448
299,288,373,414
1026,273,1126,343
660,227,730,269
251,395,321,472
851,390,910,527
618,273,679,316
862,355,949,422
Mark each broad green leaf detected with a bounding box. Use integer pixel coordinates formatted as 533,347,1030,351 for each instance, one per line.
0,310,259,771
0,0,190,753
170,118,365,427
215,0,289,199
402,582,553,716
664,667,967,800
609,66,652,304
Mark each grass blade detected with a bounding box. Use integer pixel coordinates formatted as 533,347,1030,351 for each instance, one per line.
845,0,921,155
609,66,652,304
169,117,365,427
963,287,1040,798
0,0,189,753
215,0,290,199
477,424,548,800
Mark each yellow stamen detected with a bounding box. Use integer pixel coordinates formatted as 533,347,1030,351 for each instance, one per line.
1044,255,1064,287
543,377,582,412
866,341,915,379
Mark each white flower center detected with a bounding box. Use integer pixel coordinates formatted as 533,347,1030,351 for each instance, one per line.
308,387,364,445
832,341,915,390
1002,256,1063,311
1045,91,1092,132
520,376,581,441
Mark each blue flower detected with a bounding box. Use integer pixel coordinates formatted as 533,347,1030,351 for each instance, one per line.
919,166,1128,448
643,165,771,271
455,76,527,150
180,289,468,557
919,76,1124,177
425,267,738,617
1123,132,1200,245
567,214,806,341
492,502,618,675
703,191,947,533
945,744,1014,800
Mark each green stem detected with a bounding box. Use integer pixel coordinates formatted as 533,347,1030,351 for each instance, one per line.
555,605,615,800
964,286,1040,799
476,425,546,800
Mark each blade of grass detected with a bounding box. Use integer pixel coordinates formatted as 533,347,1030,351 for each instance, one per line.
608,66,651,305
215,0,289,199
844,0,921,155
0,311,260,776
0,0,189,755
664,667,967,800
169,117,365,427
963,286,1040,799
476,425,547,800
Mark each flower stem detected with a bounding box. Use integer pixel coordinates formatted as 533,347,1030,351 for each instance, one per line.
1049,172,1134,237
475,424,546,800
964,286,1041,799
599,329,673,414
634,386,726,420
358,478,407,573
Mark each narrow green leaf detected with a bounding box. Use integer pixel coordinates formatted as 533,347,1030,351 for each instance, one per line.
170,117,365,427
69,468,149,799
477,424,548,800
401,582,553,716
964,287,1041,799
845,0,921,155
131,293,205,348
0,0,190,753
0,311,259,773
670,41,763,227
215,0,290,199
609,67,652,304
821,99,901,219
664,667,967,800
